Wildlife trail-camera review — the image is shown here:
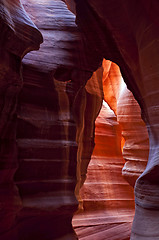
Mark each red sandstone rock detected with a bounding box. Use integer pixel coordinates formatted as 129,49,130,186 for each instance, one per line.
6,0,103,239
0,0,103,238
102,59,122,115
75,66,103,208
15,0,82,239
73,102,135,239
1,0,158,239
117,84,149,187
80,102,135,210
73,1,159,238
102,59,149,187
63,0,76,14
0,1,42,238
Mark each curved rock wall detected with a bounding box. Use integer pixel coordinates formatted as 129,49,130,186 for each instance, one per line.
0,1,42,239
0,0,103,238
8,0,103,239
75,66,103,208
102,59,122,115
73,102,135,240
71,0,159,238
73,59,149,239
117,84,149,187
102,59,149,187
15,0,81,239
80,102,135,210
0,0,157,239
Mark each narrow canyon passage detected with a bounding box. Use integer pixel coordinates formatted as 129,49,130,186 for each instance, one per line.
73,102,135,240
1,0,158,239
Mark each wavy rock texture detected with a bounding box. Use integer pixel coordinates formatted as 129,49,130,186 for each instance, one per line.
83,101,134,210
102,59,149,187
0,0,42,239
117,84,149,187
8,0,104,239
0,0,103,238
73,60,148,239
16,0,80,239
73,1,159,238
73,102,135,240
102,59,122,115
75,66,103,208
1,0,157,239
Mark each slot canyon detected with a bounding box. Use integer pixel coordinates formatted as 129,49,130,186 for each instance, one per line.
0,0,158,239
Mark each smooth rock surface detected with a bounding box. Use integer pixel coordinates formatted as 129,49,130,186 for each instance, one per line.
1,0,158,239
117,84,149,187
102,59,149,187
0,0,42,238
13,0,103,239
73,102,135,239
73,1,159,238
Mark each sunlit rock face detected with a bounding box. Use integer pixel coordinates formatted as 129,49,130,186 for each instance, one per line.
75,66,103,208
73,102,135,239
102,59,149,187
74,59,148,239
80,102,135,211
0,0,157,239
117,84,149,187
73,0,159,238
0,0,42,239
102,60,122,115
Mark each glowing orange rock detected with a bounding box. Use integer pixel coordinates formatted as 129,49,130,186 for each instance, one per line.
102,59,149,187
117,84,149,187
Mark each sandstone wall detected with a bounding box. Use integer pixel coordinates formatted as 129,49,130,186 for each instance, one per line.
0,1,42,239
71,1,159,238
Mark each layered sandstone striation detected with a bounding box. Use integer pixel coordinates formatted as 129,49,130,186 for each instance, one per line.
15,0,81,239
0,0,103,238
72,0,159,238
80,102,135,211
1,0,158,239
102,59,149,187
73,59,149,239
117,84,149,187
75,66,103,208
14,0,103,239
0,0,42,238
73,102,135,240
